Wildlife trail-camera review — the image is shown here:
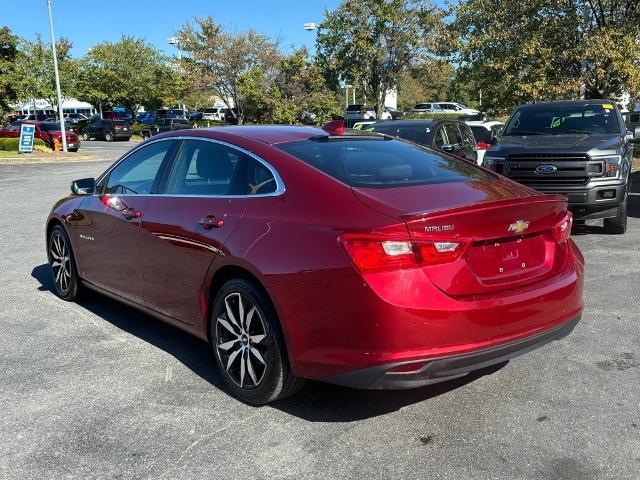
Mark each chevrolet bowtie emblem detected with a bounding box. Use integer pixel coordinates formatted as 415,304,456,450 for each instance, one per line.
508,220,530,234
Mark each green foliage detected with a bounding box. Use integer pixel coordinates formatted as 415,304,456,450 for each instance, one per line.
0,138,47,151
11,35,78,119
178,17,281,125
75,36,169,119
449,0,640,114
0,27,19,115
270,48,342,125
316,0,443,118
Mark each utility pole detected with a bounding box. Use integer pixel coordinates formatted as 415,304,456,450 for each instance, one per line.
47,0,67,152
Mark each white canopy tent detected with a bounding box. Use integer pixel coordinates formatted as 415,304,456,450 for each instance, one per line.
16,98,97,116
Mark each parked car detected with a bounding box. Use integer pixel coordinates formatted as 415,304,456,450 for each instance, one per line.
346,104,376,119
188,111,204,121
622,111,640,139
102,111,131,123
202,107,224,122
484,99,636,234
140,118,191,140
224,108,239,124
47,125,583,404
136,112,156,124
168,109,188,119
413,102,480,116
63,113,88,124
81,118,132,142
0,121,81,151
74,114,100,134
384,106,404,120
466,120,504,165
365,119,478,163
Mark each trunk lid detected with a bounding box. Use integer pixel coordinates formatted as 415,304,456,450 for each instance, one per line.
353,179,569,296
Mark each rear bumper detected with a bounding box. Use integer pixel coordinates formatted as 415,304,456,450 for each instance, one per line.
528,181,626,219
323,315,580,389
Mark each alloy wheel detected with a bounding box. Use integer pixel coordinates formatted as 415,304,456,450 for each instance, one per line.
50,231,72,294
215,292,268,389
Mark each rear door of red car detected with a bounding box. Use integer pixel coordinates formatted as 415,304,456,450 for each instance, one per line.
75,140,176,303
139,138,249,324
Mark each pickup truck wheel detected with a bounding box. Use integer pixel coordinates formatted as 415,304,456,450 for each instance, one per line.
82,132,90,141
603,194,627,234
105,131,114,142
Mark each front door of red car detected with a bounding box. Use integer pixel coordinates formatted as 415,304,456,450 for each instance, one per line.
74,140,175,303
140,139,251,324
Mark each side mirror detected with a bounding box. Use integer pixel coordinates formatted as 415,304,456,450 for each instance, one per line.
441,144,456,153
71,177,95,195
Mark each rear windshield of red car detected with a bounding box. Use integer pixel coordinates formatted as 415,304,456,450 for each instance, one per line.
277,137,493,188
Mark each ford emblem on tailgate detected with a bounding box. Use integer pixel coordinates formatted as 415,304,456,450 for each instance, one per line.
536,164,557,174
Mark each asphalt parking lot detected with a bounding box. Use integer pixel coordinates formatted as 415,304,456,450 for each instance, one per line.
79,139,138,161
0,158,639,479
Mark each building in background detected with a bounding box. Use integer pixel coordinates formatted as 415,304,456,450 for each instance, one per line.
14,98,97,116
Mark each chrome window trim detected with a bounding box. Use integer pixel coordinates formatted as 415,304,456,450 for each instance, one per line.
95,135,286,198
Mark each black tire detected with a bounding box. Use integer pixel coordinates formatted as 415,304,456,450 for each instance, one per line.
47,225,82,301
603,194,628,234
105,131,114,142
142,132,150,140
82,132,90,141
210,279,304,405
68,148,79,152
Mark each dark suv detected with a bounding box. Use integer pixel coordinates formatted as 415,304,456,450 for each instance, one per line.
484,100,637,234
140,118,191,139
81,118,132,142
366,119,478,163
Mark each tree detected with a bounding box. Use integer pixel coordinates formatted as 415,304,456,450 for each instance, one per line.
449,0,640,113
271,48,342,124
12,35,78,119
0,27,19,115
397,59,455,110
316,0,443,118
75,36,168,118
177,17,281,125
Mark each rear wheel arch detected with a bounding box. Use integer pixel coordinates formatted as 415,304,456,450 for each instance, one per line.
206,265,282,343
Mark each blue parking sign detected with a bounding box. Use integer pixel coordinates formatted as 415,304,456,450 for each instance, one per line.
19,124,36,153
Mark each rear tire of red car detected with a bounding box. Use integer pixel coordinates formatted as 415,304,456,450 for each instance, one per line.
603,193,627,235
48,225,82,301
210,278,304,405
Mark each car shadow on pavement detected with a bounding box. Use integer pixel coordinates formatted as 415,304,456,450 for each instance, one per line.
31,263,506,421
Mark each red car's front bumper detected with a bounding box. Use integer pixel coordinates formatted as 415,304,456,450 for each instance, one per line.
269,241,584,387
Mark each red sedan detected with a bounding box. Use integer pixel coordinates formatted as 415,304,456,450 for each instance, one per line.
46,126,583,405
0,121,81,151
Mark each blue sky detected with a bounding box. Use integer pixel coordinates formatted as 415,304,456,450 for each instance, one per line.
3,0,343,57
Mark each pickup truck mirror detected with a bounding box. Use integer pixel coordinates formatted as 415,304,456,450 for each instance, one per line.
71,177,95,195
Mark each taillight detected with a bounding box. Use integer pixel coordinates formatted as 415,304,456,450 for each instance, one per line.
476,141,490,150
340,235,465,274
553,212,573,243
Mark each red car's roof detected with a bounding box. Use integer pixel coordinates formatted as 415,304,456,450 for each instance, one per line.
187,125,328,145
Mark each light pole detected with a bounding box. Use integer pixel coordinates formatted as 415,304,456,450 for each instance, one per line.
344,85,352,108
168,37,186,112
46,0,67,152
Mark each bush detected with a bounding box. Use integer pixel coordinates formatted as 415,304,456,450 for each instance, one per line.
131,123,144,136
0,138,48,151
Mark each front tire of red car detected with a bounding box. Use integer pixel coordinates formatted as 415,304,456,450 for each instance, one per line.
48,225,82,301
210,278,304,405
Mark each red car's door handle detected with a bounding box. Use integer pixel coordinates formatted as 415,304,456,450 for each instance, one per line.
198,216,224,229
